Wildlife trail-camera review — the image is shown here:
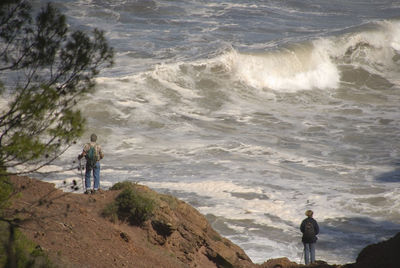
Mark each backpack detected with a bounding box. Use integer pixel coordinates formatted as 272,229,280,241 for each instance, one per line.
86,146,97,170
303,220,315,241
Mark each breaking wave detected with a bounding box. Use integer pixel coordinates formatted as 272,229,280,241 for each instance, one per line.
139,19,400,94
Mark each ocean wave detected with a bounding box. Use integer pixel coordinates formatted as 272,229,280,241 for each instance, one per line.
113,20,397,95
16,0,400,264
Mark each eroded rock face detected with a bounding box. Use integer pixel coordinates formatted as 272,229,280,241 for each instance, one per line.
133,185,400,268
143,187,256,268
10,176,255,268
9,176,400,268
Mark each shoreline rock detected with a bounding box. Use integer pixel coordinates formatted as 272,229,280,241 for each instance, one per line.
8,176,400,268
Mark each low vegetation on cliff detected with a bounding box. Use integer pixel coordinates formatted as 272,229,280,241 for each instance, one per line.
2,176,399,268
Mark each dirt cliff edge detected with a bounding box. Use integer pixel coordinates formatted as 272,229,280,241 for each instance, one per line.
9,176,400,268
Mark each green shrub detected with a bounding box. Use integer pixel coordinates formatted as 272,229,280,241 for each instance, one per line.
102,202,119,223
109,181,134,191
159,194,179,210
103,185,155,226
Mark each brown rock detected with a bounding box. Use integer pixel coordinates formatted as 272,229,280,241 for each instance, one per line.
259,257,298,268
9,175,398,268
8,176,255,268
348,232,400,268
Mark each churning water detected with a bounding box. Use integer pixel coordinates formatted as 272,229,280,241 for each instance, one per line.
22,0,400,264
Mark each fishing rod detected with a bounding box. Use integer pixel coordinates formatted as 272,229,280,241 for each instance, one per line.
300,247,304,264
78,157,85,192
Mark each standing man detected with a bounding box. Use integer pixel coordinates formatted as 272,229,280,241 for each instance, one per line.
300,210,319,265
78,133,104,194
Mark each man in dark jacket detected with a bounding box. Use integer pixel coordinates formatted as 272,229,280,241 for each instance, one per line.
300,210,319,265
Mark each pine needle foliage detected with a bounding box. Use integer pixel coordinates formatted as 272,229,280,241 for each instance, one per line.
0,221,54,268
0,1,113,267
0,0,114,176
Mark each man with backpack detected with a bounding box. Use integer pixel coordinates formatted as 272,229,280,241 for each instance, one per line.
78,133,104,194
300,210,319,265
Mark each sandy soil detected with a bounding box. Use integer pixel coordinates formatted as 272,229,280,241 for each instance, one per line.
9,175,186,268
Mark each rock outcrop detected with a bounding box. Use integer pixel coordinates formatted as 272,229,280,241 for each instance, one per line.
343,232,400,268
138,184,256,267
7,176,400,268
9,176,255,268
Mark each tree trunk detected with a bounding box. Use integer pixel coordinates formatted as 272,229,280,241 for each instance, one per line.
5,223,17,268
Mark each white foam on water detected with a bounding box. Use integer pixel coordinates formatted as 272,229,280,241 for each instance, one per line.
4,1,400,264
327,20,400,83
0,98,8,112
242,238,301,264
142,178,373,263
384,188,400,220
144,179,344,232
223,47,340,92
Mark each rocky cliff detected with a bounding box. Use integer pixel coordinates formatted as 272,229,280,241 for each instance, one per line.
343,232,400,268
9,176,255,268
7,176,400,268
